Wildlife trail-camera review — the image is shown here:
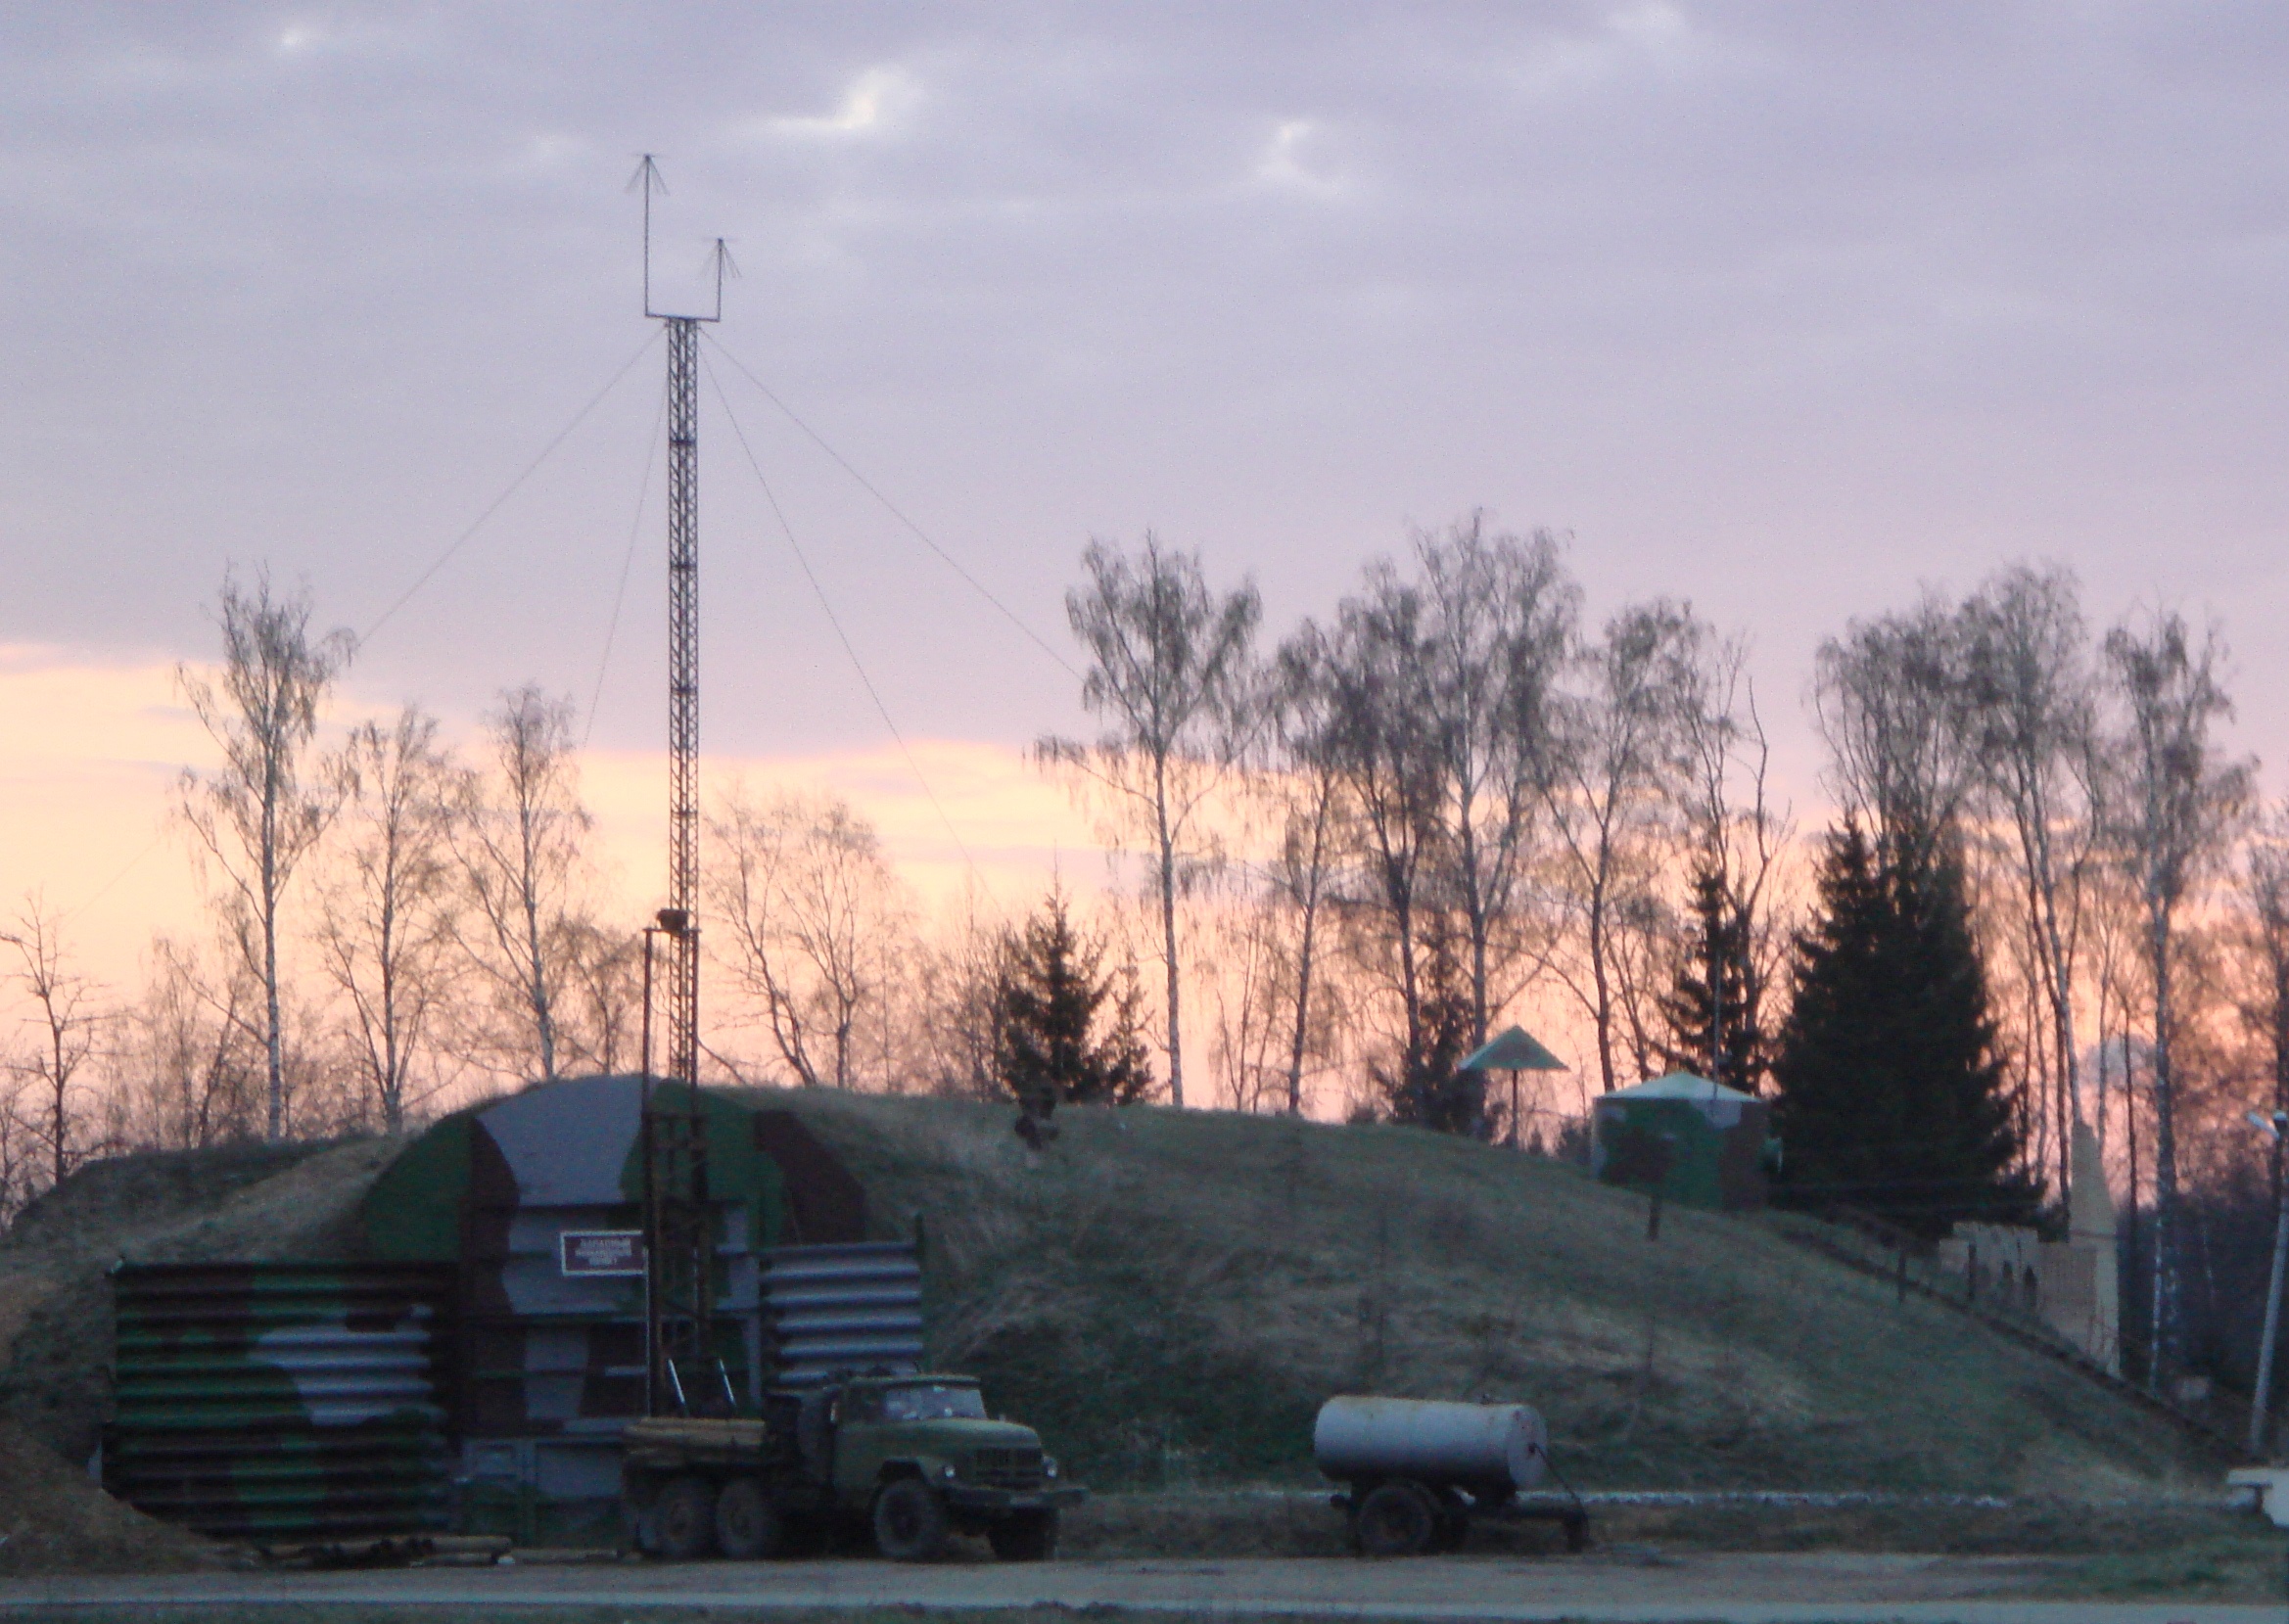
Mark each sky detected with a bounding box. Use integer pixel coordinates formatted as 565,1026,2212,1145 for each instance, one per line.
6,2,2289,996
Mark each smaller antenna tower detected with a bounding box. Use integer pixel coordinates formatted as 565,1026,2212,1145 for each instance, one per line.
631,155,733,1415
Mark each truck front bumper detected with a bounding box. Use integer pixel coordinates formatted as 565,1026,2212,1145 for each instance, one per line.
944,1484,1089,1514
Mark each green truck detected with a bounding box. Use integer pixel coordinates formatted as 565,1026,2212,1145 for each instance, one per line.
622,1372,1084,1562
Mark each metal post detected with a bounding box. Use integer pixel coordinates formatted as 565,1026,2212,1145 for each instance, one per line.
2249,1111,2289,1459
2252,1202,2289,1459
638,926,658,1416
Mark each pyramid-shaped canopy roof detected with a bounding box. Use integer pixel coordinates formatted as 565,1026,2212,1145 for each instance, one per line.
1606,1071,1760,1105
1459,1025,1568,1072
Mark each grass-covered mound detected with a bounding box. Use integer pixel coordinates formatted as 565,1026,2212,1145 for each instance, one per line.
763,1090,2221,1497
0,1137,396,1459
0,1090,2223,1500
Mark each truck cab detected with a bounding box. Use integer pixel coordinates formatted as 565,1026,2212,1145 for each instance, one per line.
624,1371,1084,1562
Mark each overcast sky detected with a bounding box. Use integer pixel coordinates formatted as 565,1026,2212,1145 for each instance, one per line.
6,2,2289,966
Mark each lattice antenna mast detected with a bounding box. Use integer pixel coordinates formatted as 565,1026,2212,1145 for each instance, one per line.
631,156,731,1083
631,155,733,1415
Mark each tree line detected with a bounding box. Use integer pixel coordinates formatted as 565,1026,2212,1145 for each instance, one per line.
1,529,2281,1398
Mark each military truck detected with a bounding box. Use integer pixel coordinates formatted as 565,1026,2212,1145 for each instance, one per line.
621,1372,1084,1562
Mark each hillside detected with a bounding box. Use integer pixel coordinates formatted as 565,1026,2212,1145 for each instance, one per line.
0,1137,397,1459
0,1093,2224,1497
765,1090,2220,1496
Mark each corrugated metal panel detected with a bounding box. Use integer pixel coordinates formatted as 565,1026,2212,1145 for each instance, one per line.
106,1263,453,1541
762,1241,924,1384
456,1200,763,1436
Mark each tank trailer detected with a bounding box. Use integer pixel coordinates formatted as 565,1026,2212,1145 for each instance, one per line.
622,1372,1084,1562
1314,1396,1587,1556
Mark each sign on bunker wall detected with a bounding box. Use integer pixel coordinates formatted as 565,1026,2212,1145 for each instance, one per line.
559,1230,646,1276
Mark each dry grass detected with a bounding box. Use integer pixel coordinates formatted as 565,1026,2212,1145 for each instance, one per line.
0,1137,398,1460
0,1092,2233,1506
0,1418,219,1576
766,1090,2228,1497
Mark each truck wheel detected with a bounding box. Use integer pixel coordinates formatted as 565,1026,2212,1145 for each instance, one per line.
987,1508,1058,1561
1354,1481,1438,1557
651,1474,718,1560
872,1478,951,1562
715,1476,784,1560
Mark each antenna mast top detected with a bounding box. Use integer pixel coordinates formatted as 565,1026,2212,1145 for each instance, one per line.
632,155,732,322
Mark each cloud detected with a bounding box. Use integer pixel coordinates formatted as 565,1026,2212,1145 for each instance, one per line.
1501,1,1701,99
6,0,2289,854
1254,117,1343,198
760,64,918,140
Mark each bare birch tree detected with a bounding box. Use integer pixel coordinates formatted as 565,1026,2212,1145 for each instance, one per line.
0,1073,33,1227
452,686,591,1086
1264,621,1350,1113
1669,636,1789,1090
317,707,459,1132
1814,595,1985,863
911,891,1004,1100
1323,565,1444,1090
1544,600,1707,1091
554,918,645,1077
178,568,354,1138
1965,563,2101,1199
1,897,104,1189
708,787,912,1090
117,935,264,1149
1204,884,1294,1114
2240,804,2289,1163
1416,516,1574,1048
2102,610,2252,1387
1041,536,1261,1108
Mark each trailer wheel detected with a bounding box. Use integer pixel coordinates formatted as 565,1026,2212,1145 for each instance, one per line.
651,1474,718,1561
1431,1490,1471,1554
872,1478,951,1562
1354,1481,1439,1557
714,1476,784,1560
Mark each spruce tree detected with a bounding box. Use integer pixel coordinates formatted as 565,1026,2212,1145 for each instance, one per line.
1658,864,1770,1092
1370,940,1494,1137
990,888,1155,1138
1772,819,2037,1237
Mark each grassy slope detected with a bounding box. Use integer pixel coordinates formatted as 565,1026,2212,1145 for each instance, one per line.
0,1093,2224,1498
0,1137,397,1458
765,1090,2223,1496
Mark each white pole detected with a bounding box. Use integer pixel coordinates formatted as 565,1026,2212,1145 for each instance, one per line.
2247,1112,2289,1460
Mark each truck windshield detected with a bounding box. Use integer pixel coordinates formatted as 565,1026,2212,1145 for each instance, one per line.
880,1383,988,1421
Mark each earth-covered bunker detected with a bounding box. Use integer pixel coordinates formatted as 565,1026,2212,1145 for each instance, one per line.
105,1075,923,1546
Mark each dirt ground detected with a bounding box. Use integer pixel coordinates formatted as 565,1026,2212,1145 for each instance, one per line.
5,1547,2289,1621
0,1418,217,1576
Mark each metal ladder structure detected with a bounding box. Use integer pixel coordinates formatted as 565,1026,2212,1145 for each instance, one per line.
632,160,734,1420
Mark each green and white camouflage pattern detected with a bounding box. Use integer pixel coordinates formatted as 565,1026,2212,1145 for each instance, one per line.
105,1262,453,1540
108,1075,895,1546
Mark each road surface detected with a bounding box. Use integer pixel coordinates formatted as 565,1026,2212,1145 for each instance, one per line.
0,1552,2283,1622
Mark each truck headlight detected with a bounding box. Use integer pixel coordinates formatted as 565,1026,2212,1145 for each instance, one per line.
938,1462,958,1480
1044,1458,1059,1479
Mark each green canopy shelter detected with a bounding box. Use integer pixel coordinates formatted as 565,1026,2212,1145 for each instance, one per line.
1459,1026,1568,1148
1591,1071,1773,1213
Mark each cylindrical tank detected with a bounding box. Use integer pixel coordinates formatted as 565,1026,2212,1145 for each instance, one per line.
1312,1396,1548,1492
